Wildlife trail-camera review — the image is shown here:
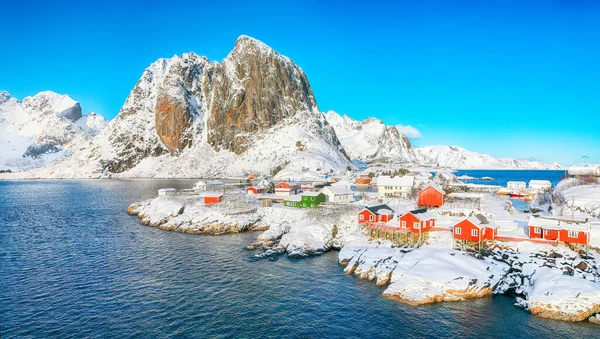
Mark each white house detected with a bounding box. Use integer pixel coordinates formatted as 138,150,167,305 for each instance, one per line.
528,180,552,192
568,166,600,177
158,188,177,196
377,175,415,198
194,180,225,192
321,185,355,203
507,181,526,191
259,178,274,189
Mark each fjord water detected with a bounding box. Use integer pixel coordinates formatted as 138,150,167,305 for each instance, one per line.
1,179,597,338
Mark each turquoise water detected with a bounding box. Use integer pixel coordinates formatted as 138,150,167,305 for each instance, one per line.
1,179,598,338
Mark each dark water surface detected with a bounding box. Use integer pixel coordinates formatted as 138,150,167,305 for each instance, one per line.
1,180,597,338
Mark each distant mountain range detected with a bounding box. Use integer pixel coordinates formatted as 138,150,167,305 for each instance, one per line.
0,36,563,178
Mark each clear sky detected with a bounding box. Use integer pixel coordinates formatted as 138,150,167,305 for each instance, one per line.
1,0,599,165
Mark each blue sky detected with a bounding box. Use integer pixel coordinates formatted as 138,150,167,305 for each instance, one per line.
1,0,599,165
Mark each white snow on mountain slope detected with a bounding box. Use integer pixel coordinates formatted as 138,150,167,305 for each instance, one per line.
0,91,107,171
324,111,417,164
415,145,564,170
7,36,353,179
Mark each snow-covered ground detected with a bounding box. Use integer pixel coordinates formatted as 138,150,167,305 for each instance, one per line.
127,186,600,323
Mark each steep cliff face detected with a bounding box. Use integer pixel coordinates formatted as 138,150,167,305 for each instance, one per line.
206,36,319,154
0,91,106,171
324,111,417,164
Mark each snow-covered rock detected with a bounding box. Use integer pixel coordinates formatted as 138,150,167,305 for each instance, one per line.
324,111,416,164
0,91,106,171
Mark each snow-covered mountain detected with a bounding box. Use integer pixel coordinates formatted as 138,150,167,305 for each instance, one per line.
0,91,106,171
416,145,564,170
19,35,353,179
324,111,417,164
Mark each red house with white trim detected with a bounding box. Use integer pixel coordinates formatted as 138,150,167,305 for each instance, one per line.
358,204,394,224
453,214,498,242
246,186,264,195
275,181,300,196
398,209,436,233
528,216,590,245
204,193,224,205
417,184,445,207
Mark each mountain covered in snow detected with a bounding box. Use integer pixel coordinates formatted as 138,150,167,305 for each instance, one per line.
17,36,353,179
0,91,106,171
323,111,417,164
415,145,564,170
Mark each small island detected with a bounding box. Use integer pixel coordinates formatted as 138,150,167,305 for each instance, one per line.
128,171,600,323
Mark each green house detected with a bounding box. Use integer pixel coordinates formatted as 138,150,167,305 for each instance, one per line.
283,195,303,208
301,192,326,208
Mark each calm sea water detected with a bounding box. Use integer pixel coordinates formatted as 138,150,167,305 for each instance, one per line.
1,179,598,338
453,169,566,187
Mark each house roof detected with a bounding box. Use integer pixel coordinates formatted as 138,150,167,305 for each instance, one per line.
507,181,526,185
195,180,224,186
529,180,551,186
528,216,590,231
403,209,436,221
277,181,299,187
247,186,263,190
363,204,394,215
158,188,177,192
419,183,446,195
302,191,324,197
204,192,223,198
376,175,415,187
285,195,302,202
456,214,499,229
321,185,354,195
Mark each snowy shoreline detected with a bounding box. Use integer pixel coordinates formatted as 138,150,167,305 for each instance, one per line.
127,191,600,324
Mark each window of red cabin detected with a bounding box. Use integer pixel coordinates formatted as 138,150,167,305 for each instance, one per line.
414,222,419,229
567,230,577,238
401,221,406,228
471,229,478,236
455,227,461,235
359,215,364,220
534,227,541,234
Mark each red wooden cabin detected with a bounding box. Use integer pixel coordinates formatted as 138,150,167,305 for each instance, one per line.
358,204,394,224
204,193,224,205
275,181,300,196
398,209,436,233
528,216,590,245
246,186,264,195
453,215,498,242
417,184,446,207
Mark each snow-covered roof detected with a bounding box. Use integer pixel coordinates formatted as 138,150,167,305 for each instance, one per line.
285,195,302,202
419,183,446,195
247,186,263,190
195,180,224,186
528,216,590,231
302,191,323,197
568,166,600,176
377,175,414,187
459,214,499,229
529,180,551,187
363,204,394,215
404,209,436,221
321,185,354,195
158,188,177,192
378,209,393,215
204,192,223,198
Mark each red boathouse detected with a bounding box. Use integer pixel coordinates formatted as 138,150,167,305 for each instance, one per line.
358,204,394,224
417,184,446,207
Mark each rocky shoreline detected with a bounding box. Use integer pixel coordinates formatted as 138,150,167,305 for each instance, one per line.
128,195,600,324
